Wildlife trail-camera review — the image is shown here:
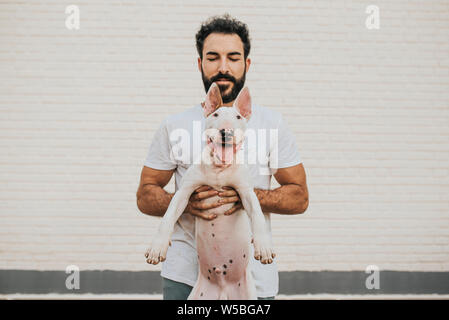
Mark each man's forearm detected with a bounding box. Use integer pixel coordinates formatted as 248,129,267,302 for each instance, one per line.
137,185,174,217
137,183,308,217
255,184,308,215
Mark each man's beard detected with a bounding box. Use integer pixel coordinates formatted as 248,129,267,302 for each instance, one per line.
201,65,246,104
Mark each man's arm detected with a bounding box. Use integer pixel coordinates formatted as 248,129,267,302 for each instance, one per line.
218,163,309,215
136,166,175,217
136,166,224,219
255,163,309,215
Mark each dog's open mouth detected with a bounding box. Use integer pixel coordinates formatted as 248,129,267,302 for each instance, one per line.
208,138,241,164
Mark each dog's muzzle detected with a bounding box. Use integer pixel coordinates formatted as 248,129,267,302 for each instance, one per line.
220,129,234,144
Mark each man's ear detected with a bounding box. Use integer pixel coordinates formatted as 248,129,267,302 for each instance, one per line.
245,57,251,73
197,57,202,73
234,87,252,120
203,83,223,117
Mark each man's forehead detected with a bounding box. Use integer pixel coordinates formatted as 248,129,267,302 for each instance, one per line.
203,33,244,55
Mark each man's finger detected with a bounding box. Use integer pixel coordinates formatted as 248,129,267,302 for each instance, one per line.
218,190,238,197
195,201,222,210
224,203,243,215
193,190,219,201
224,207,237,215
189,200,219,211
218,196,240,204
195,185,213,193
189,209,217,220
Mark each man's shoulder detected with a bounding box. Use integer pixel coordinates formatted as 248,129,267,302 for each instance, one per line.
164,104,202,127
254,104,282,118
252,104,283,127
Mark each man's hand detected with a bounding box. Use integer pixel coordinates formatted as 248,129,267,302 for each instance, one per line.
185,185,221,220
218,186,243,216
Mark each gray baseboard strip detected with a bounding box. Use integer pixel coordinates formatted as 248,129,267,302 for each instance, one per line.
1,270,448,295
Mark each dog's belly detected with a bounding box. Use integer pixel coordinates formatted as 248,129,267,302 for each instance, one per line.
192,209,253,299
197,210,251,279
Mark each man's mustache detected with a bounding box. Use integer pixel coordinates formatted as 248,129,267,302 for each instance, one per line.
211,73,236,83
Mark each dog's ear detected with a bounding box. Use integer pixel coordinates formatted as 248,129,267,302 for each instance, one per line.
234,87,252,120
203,83,222,117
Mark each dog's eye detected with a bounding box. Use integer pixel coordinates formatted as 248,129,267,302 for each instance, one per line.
213,113,218,117
236,115,241,119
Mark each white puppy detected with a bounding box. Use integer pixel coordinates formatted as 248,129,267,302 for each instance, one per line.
145,83,275,299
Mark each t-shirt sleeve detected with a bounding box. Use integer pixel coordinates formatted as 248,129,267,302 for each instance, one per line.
269,113,302,170
143,118,177,170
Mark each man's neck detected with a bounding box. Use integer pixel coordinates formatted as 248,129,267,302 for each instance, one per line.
223,100,234,107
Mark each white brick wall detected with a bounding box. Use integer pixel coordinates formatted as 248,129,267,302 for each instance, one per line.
0,0,448,272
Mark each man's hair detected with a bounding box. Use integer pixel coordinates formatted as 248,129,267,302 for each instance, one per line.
195,14,251,59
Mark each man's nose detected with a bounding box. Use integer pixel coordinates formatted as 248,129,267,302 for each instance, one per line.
218,58,230,74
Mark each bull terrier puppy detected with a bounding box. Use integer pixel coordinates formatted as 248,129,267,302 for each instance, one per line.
145,83,275,299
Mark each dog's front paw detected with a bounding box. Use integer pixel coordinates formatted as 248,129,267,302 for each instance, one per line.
252,235,276,264
145,236,171,265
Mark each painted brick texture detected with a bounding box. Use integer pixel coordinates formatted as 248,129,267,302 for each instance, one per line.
0,0,448,273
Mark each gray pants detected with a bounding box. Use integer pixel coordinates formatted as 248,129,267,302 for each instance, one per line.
162,277,275,300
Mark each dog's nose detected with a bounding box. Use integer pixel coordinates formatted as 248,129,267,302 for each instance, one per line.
220,129,233,141
220,128,233,135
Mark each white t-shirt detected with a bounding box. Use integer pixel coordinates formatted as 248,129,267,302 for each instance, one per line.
144,103,302,297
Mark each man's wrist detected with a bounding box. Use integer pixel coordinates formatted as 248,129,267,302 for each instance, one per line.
254,188,269,212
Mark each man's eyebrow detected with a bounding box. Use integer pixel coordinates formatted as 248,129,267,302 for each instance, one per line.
205,51,242,56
